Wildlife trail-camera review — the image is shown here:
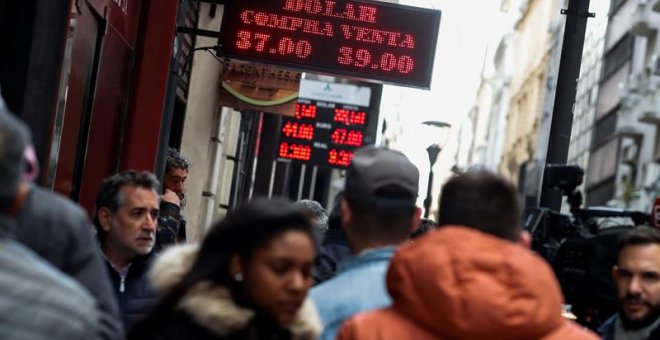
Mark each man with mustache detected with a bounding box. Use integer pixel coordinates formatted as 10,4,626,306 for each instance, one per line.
94,171,160,329
600,227,660,340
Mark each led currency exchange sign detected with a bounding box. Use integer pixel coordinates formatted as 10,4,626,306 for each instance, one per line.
277,80,377,168
219,0,442,89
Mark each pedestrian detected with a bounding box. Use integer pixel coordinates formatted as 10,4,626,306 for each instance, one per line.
156,148,189,251
599,226,660,340
338,170,599,340
128,198,322,340
94,170,160,329
0,100,100,339
295,199,329,234
163,147,189,206
410,218,438,239
312,192,352,284
310,146,421,340
0,95,123,339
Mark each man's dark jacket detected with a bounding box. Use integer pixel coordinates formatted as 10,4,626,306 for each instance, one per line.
313,228,352,284
104,253,159,330
599,314,660,340
11,185,123,339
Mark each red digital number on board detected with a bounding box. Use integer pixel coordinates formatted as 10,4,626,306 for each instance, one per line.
282,122,315,140
337,47,414,74
328,149,353,166
295,104,317,119
331,129,363,147
334,109,366,126
235,30,312,58
279,142,312,161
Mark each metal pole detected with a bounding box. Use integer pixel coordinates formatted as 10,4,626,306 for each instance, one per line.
268,160,277,198
424,169,434,218
297,164,306,200
309,166,318,199
539,0,592,211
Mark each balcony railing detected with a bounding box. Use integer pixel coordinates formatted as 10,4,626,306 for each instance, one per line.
621,57,660,125
631,0,660,36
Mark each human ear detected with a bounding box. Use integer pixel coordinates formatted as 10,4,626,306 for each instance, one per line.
340,200,351,231
229,254,244,281
98,207,114,232
410,207,422,233
519,230,532,249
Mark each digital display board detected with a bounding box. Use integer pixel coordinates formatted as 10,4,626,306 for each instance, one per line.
218,0,441,89
277,99,377,168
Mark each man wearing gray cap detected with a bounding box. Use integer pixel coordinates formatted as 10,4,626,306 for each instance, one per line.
310,146,421,340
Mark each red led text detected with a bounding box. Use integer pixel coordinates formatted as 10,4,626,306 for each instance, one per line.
236,31,312,59
240,11,334,37
338,47,414,74
331,129,363,146
328,149,353,166
279,142,312,161
334,109,366,126
282,122,315,140
295,104,317,119
283,0,378,24
340,25,414,49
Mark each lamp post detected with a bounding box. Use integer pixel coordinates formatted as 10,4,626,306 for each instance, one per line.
422,121,451,219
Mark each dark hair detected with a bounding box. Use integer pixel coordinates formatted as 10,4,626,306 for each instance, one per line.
411,218,438,239
437,170,522,242
129,198,314,339
166,148,190,173
346,186,416,243
327,192,344,230
93,171,160,238
618,226,660,254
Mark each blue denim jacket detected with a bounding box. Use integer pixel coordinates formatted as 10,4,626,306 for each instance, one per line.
310,246,396,340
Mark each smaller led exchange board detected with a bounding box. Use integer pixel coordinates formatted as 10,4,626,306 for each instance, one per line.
218,0,442,89
278,100,374,168
277,78,378,169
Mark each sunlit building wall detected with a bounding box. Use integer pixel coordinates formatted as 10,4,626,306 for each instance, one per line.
499,0,561,186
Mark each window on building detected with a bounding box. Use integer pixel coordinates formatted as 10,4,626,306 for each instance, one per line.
602,34,633,80
586,138,619,189
609,0,629,17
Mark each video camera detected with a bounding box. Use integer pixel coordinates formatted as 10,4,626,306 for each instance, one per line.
525,164,649,330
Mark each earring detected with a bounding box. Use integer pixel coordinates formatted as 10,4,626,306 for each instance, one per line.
234,273,244,282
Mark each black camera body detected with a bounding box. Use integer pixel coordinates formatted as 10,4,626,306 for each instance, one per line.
525,164,649,330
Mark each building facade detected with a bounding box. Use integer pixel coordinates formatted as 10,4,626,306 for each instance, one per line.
586,0,660,210
0,0,185,213
499,0,560,184
484,33,516,172
567,0,612,196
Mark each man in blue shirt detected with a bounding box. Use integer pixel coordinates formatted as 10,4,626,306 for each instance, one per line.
310,146,421,340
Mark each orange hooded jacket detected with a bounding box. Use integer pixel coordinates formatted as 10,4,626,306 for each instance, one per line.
337,226,599,340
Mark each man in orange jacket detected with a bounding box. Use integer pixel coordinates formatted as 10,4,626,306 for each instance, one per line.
338,170,599,340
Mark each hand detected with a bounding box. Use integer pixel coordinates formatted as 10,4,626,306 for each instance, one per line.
162,189,181,206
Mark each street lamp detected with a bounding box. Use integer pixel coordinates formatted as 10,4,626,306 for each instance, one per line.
422,120,451,219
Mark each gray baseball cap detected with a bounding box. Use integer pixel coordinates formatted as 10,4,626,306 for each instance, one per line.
345,146,419,211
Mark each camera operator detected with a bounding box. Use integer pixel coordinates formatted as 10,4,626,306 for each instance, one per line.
599,227,660,340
